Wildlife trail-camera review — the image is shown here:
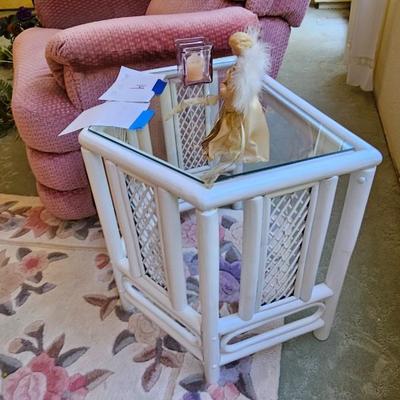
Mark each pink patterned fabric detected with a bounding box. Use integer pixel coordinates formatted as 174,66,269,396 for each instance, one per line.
12,28,81,153
27,148,88,191
245,0,309,26
12,27,94,219
259,17,290,78
37,183,95,220
55,20,286,113
46,8,258,109
146,0,233,15
35,0,151,29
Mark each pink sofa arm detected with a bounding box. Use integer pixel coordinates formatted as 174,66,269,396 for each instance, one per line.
35,0,151,29
245,0,309,27
46,7,258,109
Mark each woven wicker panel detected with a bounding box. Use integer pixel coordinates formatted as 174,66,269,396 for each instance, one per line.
125,174,168,290
175,82,209,170
261,188,312,304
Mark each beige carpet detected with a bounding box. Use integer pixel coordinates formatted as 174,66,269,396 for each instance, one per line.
0,194,281,400
277,8,400,400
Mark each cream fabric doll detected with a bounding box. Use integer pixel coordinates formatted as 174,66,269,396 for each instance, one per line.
167,30,271,185
202,31,270,164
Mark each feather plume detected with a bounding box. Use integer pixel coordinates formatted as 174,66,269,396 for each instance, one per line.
231,28,271,115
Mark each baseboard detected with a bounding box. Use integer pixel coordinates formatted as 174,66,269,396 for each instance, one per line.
316,2,351,9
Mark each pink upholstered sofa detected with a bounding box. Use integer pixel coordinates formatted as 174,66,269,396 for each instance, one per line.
12,0,309,220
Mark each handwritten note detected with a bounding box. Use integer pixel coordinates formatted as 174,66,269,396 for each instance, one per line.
58,67,166,136
99,67,166,103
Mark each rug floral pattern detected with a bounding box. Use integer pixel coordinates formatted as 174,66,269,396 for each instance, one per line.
0,195,104,249
0,200,100,241
0,195,280,400
0,248,68,316
85,249,257,399
1,321,113,400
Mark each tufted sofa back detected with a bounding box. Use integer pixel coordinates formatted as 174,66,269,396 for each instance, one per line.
34,0,152,29
35,0,309,30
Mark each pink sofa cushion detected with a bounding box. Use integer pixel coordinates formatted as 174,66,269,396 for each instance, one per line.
35,0,151,29
46,7,258,110
259,16,291,78
146,0,233,15
51,19,287,149
27,148,89,192
245,0,309,27
12,27,81,153
36,182,96,220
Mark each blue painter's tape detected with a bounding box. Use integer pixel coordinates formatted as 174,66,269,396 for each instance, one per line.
129,109,155,130
152,79,167,96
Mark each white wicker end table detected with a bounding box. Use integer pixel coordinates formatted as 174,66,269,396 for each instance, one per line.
79,58,382,384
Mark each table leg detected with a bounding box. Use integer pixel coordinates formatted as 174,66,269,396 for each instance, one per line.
314,168,376,340
197,209,221,384
81,148,133,312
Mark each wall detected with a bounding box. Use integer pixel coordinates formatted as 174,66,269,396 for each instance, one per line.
0,1,32,9
375,0,400,175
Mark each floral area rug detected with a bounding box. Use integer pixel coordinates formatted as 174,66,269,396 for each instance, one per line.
0,194,281,400
0,194,105,251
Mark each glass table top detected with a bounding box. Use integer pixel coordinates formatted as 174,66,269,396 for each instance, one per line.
89,59,353,185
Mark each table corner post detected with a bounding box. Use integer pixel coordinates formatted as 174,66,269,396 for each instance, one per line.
196,208,221,384
314,167,376,340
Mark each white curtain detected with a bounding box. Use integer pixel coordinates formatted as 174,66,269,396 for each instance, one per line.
345,0,388,91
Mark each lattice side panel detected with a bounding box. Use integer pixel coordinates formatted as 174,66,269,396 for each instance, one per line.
261,188,312,305
175,82,209,170
124,174,168,290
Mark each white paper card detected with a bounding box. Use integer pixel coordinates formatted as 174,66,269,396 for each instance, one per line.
59,102,148,136
99,67,166,103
